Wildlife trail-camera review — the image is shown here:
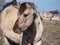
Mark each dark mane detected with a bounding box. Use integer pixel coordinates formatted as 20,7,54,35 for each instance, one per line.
2,0,17,10
19,2,36,15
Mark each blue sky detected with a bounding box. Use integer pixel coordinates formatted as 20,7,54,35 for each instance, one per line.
5,0,60,12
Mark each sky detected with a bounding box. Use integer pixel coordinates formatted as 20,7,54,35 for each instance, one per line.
5,0,60,12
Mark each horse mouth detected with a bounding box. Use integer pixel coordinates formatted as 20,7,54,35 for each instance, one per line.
21,25,28,31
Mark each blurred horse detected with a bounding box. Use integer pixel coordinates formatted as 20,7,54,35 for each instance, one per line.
0,1,43,45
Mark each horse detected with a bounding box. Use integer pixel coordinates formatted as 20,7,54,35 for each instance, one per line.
0,1,43,45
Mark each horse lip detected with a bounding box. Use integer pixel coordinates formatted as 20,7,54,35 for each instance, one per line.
22,26,28,31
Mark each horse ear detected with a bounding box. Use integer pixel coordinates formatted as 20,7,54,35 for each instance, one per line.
19,3,27,15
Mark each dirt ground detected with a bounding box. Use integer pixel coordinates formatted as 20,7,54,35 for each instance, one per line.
0,18,60,45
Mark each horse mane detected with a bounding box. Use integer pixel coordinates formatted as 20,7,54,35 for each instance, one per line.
19,2,36,15
2,0,17,10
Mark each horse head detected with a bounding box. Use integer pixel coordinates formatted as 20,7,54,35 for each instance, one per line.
13,2,36,33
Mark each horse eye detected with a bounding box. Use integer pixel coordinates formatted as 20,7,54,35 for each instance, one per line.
24,14,28,17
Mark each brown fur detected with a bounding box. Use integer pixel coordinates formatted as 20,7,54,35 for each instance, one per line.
13,2,35,33
0,2,43,45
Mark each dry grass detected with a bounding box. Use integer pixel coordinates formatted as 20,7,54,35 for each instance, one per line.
42,20,60,45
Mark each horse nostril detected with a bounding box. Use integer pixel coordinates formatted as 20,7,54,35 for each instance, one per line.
24,14,28,17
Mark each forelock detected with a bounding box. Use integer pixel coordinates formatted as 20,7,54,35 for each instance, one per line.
19,2,27,15
19,2,36,15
